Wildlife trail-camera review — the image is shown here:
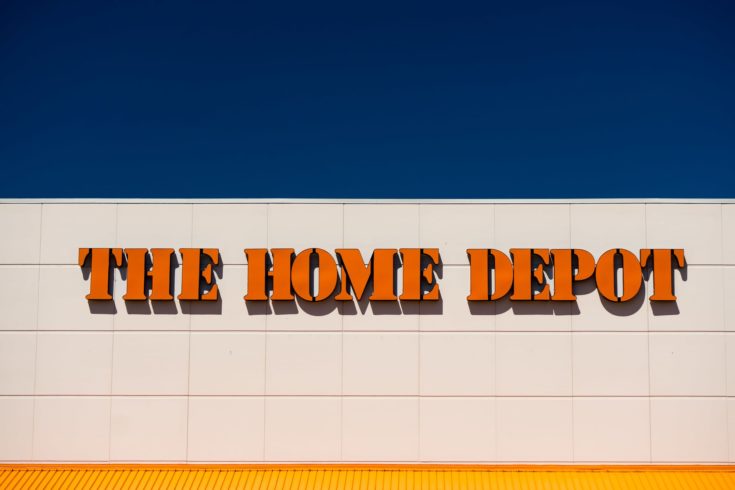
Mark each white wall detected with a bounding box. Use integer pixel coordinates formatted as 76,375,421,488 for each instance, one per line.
0,200,733,463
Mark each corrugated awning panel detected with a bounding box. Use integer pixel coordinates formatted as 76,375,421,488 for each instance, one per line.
1,466,734,490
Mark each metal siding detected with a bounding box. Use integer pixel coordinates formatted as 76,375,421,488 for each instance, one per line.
1,467,734,490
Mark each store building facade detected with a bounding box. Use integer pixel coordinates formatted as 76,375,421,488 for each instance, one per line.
0,199,734,467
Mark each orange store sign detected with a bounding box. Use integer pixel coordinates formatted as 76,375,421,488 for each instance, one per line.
78,247,685,304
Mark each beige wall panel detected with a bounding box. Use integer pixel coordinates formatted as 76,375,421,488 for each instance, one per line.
419,332,494,396
189,332,265,395
264,397,340,461
0,332,35,395
192,204,267,265
33,397,110,461
419,266,493,332
571,282,649,332
573,398,650,462
495,298,572,331
496,333,572,396
35,332,112,395
647,266,724,331
650,397,728,463
342,300,419,332
110,397,188,462
496,398,573,462
38,266,113,330
0,266,39,330
419,397,495,462
265,332,341,395
725,267,735,331
419,204,493,265
41,204,116,264
342,397,419,462
494,204,570,251
570,204,646,258
268,204,343,252
111,332,189,395
187,397,264,462
723,204,735,264
646,203,722,264
343,204,419,258
266,299,342,331
727,333,735,396
729,399,735,463
649,333,726,396
116,204,192,249
0,397,33,461
572,333,649,396
343,333,419,395
0,204,41,264
190,265,266,330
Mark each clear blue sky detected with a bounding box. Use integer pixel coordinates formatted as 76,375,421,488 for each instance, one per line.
1,0,733,198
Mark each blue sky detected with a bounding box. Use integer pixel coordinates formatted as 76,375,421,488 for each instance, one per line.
1,0,733,198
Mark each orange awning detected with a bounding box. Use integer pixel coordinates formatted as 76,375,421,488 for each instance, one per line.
1,465,734,490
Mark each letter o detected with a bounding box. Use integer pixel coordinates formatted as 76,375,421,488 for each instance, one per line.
291,248,339,301
595,249,643,302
